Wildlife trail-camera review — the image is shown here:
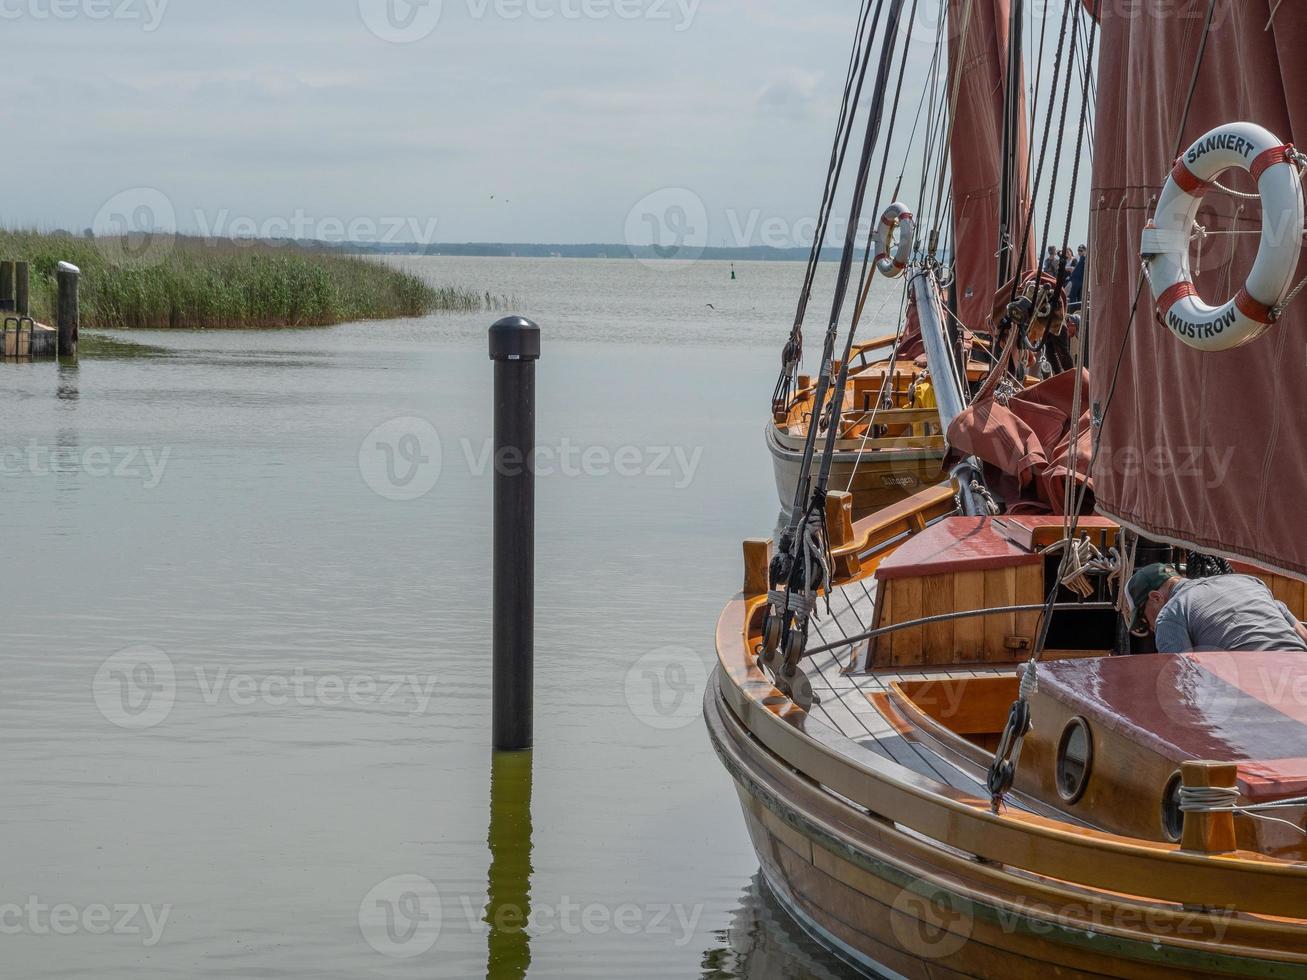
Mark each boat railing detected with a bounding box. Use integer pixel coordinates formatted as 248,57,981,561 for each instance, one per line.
714,595,1307,919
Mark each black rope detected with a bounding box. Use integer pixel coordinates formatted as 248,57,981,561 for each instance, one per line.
997,0,1025,285
812,0,910,497
1186,551,1235,578
772,0,879,413
999,0,1221,745
782,0,895,525
1038,0,1101,373
1036,4,1082,277
1005,0,1075,311
771,0,907,695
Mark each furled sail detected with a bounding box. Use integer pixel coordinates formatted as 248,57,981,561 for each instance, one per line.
1088,1,1307,576
948,0,1033,331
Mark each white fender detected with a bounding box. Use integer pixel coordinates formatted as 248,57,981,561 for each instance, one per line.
1142,121,1304,352
875,202,915,279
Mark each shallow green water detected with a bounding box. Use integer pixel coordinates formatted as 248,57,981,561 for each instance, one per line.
0,256,899,979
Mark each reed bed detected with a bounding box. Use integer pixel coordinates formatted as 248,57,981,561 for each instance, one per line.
0,230,492,329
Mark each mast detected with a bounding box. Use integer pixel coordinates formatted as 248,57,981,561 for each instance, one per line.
949,0,1034,332
911,270,989,517
996,0,1024,286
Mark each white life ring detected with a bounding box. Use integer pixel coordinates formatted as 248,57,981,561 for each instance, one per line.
1142,121,1304,352
875,202,915,278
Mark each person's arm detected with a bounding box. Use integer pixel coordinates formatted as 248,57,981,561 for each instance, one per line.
1154,612,1193,654
1279,602,1307,646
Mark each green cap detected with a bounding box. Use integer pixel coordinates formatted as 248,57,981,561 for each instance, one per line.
1125,563,1181,632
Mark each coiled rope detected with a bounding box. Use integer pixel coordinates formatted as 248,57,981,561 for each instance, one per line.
1179,785,1307,837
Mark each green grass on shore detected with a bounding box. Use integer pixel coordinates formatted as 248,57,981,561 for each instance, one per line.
0,230,496,329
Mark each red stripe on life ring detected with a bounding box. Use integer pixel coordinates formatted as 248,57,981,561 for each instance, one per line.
898,212,913,223
1170,160,1210,196
1156,280,1198,316
1250,144,1292,181
892,260,907,270
881,213,896,227
874,253,889,265
1235,288,1275,324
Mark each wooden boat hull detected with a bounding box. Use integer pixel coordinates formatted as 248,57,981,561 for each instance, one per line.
706,676,1307,979
766,422,945,523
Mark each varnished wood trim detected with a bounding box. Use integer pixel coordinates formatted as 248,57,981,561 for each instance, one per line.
714,596,1307,919
707,679,1307,972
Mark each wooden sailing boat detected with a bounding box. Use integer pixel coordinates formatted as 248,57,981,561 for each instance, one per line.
708,2,1307,976
766,0,1037,523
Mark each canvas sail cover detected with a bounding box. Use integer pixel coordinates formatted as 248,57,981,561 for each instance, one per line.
949,0,1033,332
1088,1,1307,576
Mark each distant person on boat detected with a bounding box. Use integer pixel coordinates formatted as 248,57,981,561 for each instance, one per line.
1067,246,1087,308
1126,563,1307,653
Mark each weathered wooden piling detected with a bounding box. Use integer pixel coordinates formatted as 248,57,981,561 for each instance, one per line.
15,261,29,318
56,262,80,359
0,261,13,312
489,315,540,752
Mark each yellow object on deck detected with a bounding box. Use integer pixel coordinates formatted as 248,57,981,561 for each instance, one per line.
913,379,937,437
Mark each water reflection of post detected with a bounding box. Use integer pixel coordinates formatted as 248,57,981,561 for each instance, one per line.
56,359,79,402
484,749,533,980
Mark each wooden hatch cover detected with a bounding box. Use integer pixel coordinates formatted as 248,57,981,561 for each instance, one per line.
1038,652,1307,803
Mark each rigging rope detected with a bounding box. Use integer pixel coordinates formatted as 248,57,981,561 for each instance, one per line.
773,0,879,413
768,0,906,703
988,0,1222,813
1179,785,1307,837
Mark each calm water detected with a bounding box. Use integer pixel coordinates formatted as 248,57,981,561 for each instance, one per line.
1,257,897,979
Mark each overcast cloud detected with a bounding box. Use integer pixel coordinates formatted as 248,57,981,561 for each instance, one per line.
1,0,1089,247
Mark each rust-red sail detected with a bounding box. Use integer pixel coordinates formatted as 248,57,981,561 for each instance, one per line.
898,0,1032,361
1089,1,1307,576
949,0,1034,331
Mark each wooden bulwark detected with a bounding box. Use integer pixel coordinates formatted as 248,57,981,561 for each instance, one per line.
717,488,1307,921
708,684,1307,977
717,600,1307,919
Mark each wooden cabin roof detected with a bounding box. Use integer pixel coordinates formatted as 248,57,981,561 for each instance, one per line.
874,517,1042,581
1037,652,1307,803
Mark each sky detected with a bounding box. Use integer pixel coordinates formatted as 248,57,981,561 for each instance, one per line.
0,0,1092,248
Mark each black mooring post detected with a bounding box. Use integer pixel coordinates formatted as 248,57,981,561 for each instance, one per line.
489,316,540,752
0,261,13,313
56,261,81,360
15,262,29,318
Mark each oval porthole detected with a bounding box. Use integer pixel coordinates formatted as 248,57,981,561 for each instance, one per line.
1055,717,1093,803
1162,770,1185,842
